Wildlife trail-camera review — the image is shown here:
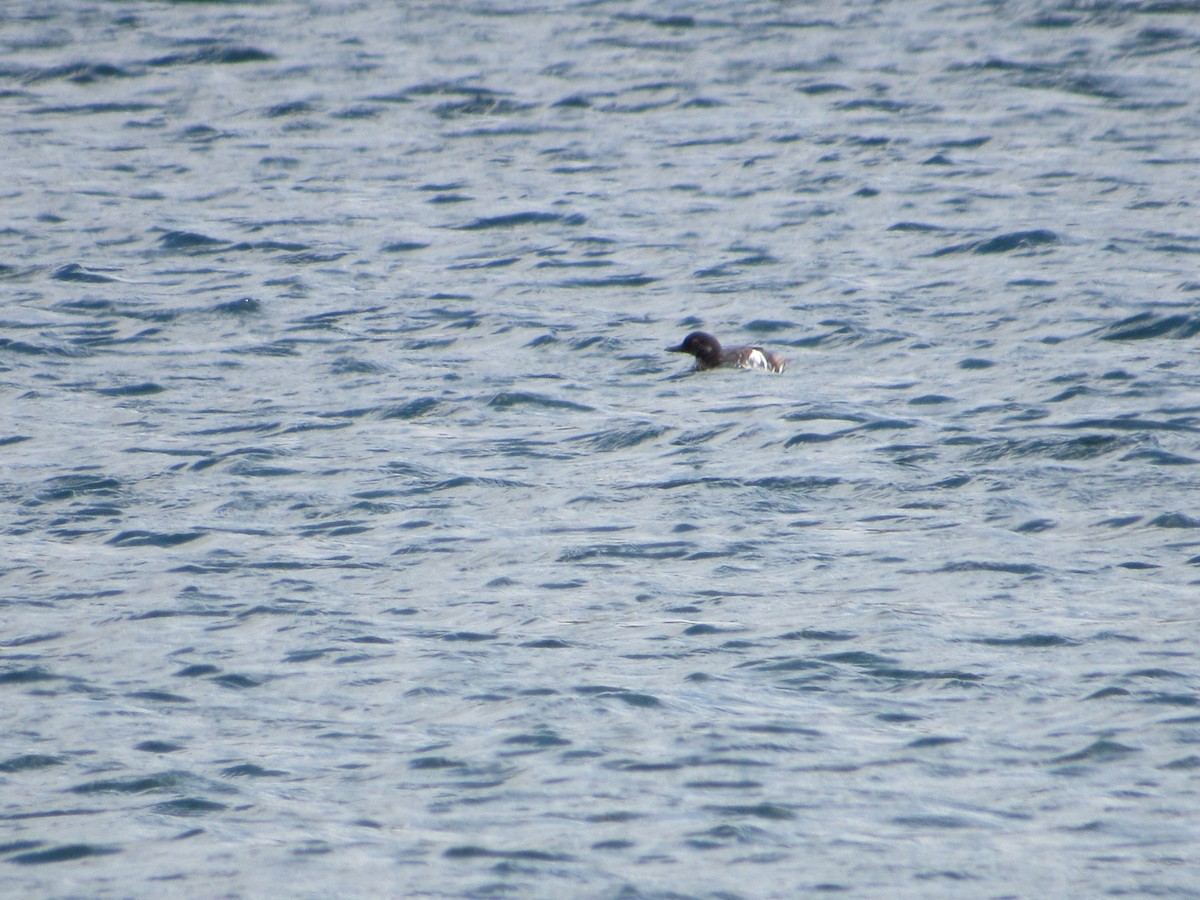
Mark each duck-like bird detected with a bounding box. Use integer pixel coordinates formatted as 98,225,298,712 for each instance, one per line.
668,331,786,373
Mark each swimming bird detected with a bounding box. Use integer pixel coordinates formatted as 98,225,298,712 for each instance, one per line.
667,331,786,373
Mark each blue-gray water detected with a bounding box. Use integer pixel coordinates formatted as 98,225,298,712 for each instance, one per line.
3,1,1200,896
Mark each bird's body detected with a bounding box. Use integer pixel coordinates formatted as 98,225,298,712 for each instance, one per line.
668,331,786,373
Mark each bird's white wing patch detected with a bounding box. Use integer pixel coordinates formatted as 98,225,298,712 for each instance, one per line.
743,348,770,370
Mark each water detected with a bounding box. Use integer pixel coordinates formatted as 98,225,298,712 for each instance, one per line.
3,1,1200,896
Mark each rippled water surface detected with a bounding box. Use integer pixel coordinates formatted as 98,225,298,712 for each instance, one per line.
3,1,1200,896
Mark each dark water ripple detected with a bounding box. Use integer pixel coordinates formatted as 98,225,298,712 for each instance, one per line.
3,0,1200,897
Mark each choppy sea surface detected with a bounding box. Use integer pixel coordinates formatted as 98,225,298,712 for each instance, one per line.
3,1,1200,896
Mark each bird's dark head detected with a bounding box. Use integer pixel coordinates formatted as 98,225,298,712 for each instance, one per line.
667,331,722,368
